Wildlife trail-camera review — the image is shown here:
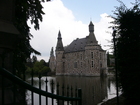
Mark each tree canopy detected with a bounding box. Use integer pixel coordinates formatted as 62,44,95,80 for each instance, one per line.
14,0,50,73
26,59,51,76
111,0,140,103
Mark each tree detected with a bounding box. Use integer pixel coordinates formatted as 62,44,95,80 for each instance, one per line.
111,0,140,103
32,55,37,63
32,60,51,75
107,52,110,67
13,0,50,75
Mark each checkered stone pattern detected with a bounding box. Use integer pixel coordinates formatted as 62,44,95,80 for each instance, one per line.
54,45,107,76
51,21,108,76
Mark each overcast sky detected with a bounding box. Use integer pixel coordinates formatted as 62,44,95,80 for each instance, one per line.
30,0,137,61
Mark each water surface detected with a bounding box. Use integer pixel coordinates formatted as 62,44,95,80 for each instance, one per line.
26,76,116,105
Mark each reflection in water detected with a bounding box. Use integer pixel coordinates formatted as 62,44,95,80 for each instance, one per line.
56,76,108,105
26,76,57,105
26,76,116,105
106,76,116,100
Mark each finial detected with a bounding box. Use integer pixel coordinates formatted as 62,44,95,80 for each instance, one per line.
90,17,92,21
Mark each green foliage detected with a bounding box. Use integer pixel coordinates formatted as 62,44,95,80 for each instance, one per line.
111,0,140,102
26,67,32,74
26,59,51,76
32,55,37,63
13,0,50,76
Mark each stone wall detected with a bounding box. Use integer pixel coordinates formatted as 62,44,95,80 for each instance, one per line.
55,44,107,76
49,56,56,71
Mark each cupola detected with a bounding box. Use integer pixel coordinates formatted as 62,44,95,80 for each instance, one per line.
89,21,94,33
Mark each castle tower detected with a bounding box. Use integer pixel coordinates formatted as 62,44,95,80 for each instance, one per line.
55,31,64,75
89,21,94,33
56,31,64,51
49,47,56,71
87,21,98,45
85,21,100,76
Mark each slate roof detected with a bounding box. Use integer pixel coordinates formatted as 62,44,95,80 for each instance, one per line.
64,37,105,53
64,37,87,53
56,31,64,51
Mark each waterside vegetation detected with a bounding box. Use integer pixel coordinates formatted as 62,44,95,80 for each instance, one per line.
26,56,52,76
102,0,140,104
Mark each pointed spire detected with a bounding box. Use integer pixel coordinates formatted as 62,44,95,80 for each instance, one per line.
50,47,54,56
89,21,93,25
56,30,64,51
89,21,94,33
58,30,62,39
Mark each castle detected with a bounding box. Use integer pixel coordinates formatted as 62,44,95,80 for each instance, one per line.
49,21,107,76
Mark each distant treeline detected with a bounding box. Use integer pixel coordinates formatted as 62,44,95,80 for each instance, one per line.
26,55,53,76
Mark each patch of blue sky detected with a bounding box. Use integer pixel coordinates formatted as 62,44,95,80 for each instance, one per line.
60,0,138,23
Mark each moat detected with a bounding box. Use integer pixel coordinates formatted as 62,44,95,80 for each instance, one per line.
26,76,116,105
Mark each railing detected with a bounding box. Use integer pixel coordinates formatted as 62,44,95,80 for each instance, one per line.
0,67,82,105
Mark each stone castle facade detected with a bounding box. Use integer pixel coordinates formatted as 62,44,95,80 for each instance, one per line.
49,21,107,76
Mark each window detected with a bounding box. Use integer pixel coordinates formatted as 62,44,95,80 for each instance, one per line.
91,61,94,67
63,62,65,67
81,62,82,68
81,54,82,60
74,62,77,68
100,53,102,59
100,63,102,67
97,52,98,55
91,52,94,59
